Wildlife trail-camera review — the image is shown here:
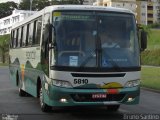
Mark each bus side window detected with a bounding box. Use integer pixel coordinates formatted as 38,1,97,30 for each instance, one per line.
35,17,42,45
26,23,30,46
13,29,17,48
28,22,34,46
32,20,37,45
11,30,14,48
22,25,27,47
16,28,19,48
20,26,24,47
18,27,21,48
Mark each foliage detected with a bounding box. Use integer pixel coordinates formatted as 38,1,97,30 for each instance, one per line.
0,2,18,19
0,34,10,63
139,24,151,38
19,0,84,11
19,0,50,11
49,0,84,5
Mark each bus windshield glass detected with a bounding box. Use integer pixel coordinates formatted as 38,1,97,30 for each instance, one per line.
53,11,140,68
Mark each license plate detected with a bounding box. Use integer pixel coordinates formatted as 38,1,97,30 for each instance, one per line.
92,94,107,99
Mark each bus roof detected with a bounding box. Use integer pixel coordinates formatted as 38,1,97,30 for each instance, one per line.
12,5,134,29
46,5,133,13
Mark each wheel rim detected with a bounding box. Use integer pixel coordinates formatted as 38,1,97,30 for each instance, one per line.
40,88,44,107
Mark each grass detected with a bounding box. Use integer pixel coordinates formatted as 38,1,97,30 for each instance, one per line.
141,49,160,66
147,29,160,50
141,67,160,90
141,29,160,66
0,63,8,66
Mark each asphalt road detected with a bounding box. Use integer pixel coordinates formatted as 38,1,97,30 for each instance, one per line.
0,67,160,120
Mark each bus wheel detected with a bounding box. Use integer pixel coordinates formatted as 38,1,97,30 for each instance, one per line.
107,105,120,111
39,87,52,112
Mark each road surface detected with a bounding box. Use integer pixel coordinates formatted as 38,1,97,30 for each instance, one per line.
0,67,160,120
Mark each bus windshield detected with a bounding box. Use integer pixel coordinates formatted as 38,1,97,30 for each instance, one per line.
52,11,140,69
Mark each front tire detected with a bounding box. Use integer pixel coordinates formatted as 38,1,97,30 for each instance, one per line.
39,86,52,112
107,105,120,111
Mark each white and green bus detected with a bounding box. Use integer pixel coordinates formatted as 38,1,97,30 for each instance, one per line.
9,5,147,112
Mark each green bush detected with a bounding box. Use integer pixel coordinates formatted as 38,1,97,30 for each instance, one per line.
141,49,160,66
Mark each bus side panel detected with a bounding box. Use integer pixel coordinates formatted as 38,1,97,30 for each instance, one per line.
24,68,43,97
9,56,21,87
9,64,18,87
9,47,42,97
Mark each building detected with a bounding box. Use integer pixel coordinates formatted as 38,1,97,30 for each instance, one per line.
137,0,160,25
91,0,160,25
93,0,112,6
0,9,36,35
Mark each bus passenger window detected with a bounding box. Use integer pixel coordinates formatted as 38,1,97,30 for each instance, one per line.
28,22,34,46
22,25,27,47
26,24,30,46
18,28,21,48
11,30,14,48
35,17,42,45
16,29,19,48
13,29,17,48
20,27,23,47
32,20,37,45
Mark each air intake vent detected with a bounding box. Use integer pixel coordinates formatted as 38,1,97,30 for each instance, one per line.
71,73,125,77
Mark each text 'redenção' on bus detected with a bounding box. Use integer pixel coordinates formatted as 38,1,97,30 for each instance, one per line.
9,5,147,112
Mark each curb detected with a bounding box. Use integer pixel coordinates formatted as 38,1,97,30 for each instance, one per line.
141,87,160,94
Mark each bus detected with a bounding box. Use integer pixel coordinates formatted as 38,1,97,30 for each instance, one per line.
9,5,147,112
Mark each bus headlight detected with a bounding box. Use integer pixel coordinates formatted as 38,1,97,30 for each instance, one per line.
125,80,140,88
52,79,72,88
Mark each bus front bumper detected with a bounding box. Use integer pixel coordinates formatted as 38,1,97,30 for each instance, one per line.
43,85,140,107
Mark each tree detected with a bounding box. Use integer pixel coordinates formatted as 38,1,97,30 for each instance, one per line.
18,0,30,10
57,0,84,5
58,0,79,4
19,0,84,11
19,0,50,11
0,35,10,63
33,0,50,10
0,2,18,19
77,0,84,5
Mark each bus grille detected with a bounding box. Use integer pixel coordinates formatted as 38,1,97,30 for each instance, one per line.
71,94,125,102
